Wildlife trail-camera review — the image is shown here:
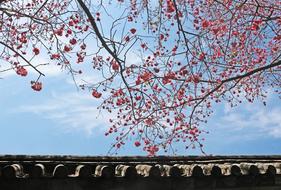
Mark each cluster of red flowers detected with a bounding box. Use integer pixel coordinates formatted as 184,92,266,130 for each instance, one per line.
31,81,42,91
16,66,28,77
92,90,102,98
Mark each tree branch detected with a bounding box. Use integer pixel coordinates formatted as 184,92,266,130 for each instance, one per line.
0,41,45,76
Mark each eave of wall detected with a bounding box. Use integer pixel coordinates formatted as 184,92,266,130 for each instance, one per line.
0,155,281,190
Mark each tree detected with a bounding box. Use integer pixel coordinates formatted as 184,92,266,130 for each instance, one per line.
0,0,280,155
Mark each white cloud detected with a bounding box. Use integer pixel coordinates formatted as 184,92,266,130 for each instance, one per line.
16,92,113,136
215,99,281,139
124,51,142,66
0,69,14,78
35,63,64,77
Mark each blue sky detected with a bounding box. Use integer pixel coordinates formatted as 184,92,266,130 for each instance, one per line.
0,67,281,156
0,1,280,156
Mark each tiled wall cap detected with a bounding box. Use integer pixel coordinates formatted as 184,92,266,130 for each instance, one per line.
31,164,45,178
95,165,114,178
162,165,182,177
192,165,204,177
75,165,92,178
266,165,277,176
0,156,281,179
2,164,24,178
211,165,222,176
53,164,68,178
230,165,242,176
116,165,137,178
135,165,161,177
240,163,259,175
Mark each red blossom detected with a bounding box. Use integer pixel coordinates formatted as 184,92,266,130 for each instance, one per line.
16,66,28,77
55,29,63,36
68,20,74,26
112,62,119,71
51,53,60,59
140,71,152,82
146,145,159,156
31,81,42,91
201,20,210,28
198,52,205,61
141,43,146,49
124,36,130,42
160,34,165,40
134,141,141,147
32,47,40,55
80,43,86,50
130,28,137,34
92,90,102,98
250,20,262,31
166,0,175,13
273,35,281,41
67,29,72,34
69,38,77,45
116,143,121,149
64,45,71,52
